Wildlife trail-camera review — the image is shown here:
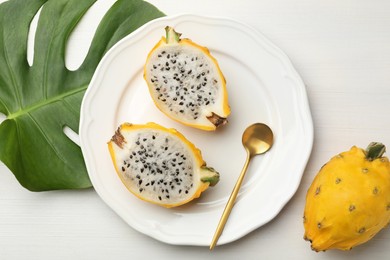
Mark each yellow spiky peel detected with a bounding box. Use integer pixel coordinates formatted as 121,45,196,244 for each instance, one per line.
303,142,390,251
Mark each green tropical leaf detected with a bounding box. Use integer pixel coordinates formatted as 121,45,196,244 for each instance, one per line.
0,0,164,191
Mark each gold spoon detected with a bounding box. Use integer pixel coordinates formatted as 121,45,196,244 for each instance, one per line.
210,123,274,250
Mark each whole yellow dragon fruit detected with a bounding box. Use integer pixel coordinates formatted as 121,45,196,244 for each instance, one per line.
303,142,390,251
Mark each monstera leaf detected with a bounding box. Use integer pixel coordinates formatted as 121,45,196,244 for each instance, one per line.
0,0,164,191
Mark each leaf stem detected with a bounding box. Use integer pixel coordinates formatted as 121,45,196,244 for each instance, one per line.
6,85,88,120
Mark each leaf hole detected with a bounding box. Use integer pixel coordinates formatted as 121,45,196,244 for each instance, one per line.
63,125,80,146
0,112,6,125
27,5,43,66
64,0,116,71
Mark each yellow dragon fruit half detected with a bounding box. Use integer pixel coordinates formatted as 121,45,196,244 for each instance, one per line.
303,142,390,251
144,26,230,131
108,122,220,208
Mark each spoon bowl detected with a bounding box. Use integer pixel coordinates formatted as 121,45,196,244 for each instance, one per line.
242,123,274,157
210,123,274,250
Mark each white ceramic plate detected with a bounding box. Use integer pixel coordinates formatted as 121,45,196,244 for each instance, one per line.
79,14,313,246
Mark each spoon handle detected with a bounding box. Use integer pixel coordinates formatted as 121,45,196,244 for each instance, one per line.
210,152,251,250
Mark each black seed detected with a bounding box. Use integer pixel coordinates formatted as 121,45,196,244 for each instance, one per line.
179,189,182,194
139,180,143,185
166,195,170,199
180,110,184,113
185,190,189,194
121,167,125,172
152,135,156,140
136,175,141,179
151,180,155,185
167,54,170,59
158,196,162,201
139,188,143,193
188,70,192,74
206,101,210,105
146,183,150,186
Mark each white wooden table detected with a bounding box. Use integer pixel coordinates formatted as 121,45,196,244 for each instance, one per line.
1,0,390,259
